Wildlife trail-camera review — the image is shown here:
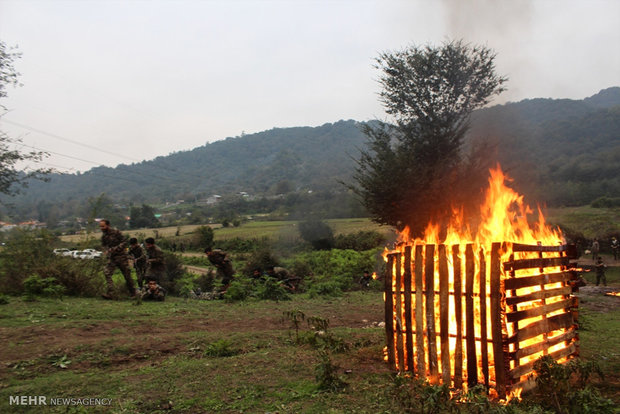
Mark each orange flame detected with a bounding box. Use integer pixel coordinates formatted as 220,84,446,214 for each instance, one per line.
384,165,571,398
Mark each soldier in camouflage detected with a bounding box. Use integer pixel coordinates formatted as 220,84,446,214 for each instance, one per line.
204,246,234,290
99,219,137,299
128,238,147,288
144,237,166,284
141,278,166,301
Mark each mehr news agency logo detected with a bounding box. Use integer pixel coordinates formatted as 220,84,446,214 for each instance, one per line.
9,395,112,406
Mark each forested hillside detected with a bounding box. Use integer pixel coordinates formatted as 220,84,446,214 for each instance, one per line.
1,87,619,222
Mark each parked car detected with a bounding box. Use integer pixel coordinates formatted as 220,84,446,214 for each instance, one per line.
53,248,73,257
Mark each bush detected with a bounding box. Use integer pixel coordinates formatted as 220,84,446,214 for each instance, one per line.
23,275,66,299
193,226,214,249
223,277,254,302
37,258,104,297
255,277,290,301
333,230,385,251
217,237,269,253
287,248,381,292
0,229,56,294
162,252,187,295
591,196,620,208
243,248,280,275
307,281,342,298
530,356,614,414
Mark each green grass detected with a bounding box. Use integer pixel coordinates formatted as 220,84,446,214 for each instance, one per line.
547,206,620,238
1,284,618,412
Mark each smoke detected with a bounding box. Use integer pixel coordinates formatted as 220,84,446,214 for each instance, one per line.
440,0,533,104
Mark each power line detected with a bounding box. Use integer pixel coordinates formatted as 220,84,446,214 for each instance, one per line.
3,118,208,181
11,140,198,186
1,118,141,162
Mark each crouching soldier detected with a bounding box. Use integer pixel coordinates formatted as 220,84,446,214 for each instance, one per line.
141,278,166,301
204,247,234,291
145,237,166,284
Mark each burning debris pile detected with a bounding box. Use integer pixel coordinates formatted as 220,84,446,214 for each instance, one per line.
382,166,582,399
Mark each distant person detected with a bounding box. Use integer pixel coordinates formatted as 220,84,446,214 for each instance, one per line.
359,270,373,288
204,247,234,290
266,265,298,291
591,238,600,261
145,237,166,284
595,256,607,286
128,238,147,288
251,268,266,280
140,278,166,301
99,219,137,299
611,237,619,261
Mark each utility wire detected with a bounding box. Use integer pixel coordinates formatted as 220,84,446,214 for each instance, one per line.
3,118,208,181
2,118,141,162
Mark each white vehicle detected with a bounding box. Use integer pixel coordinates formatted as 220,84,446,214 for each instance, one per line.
53,248,74,257
75,249,102,259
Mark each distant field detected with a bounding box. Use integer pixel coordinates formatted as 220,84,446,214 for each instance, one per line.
60,218,396,245
59,207,619,246
546,206,620,238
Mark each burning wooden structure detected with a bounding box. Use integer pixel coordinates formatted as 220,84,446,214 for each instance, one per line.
384,241,581,398
382,166,583,399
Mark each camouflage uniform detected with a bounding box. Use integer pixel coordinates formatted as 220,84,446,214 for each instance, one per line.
140,283,166,301
207,249,234,286
128,244,147,288
101,227,136,296
595,259,607,286
145,244,166,284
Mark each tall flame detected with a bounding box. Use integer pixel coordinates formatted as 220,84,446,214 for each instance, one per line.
385,165,569,399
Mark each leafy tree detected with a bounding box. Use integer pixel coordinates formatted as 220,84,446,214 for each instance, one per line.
351,40,506,236
193,225,214,249
0,41,50,197
129,203,160,228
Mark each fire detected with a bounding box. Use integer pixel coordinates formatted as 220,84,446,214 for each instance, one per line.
605,292,620,297
383,165,575,399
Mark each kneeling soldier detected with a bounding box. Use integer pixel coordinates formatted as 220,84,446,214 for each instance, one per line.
141,278,166,301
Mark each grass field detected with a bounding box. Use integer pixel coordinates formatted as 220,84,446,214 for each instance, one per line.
1,267,619,413
546,206,620,238
60,218,396,246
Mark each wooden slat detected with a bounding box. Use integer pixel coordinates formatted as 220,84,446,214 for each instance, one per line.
506,298,573,323
395,253,405,372
508,312,575,344
511,243,570,252
479,248,489,389
503,256,570,271
490,242,507,398
452,245,463,389
425,244,439,383
414,245,425,378
506,286,572,306
465,244,478,387
384,254,395,368
403,246,414,373
439,245,451,385
509,343,577,380
504,271,573,290
513,329,577,360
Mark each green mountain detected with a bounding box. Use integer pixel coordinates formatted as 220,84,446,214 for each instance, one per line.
2,87,619,222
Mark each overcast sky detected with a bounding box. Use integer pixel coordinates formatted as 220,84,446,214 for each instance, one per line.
0,0,618,173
